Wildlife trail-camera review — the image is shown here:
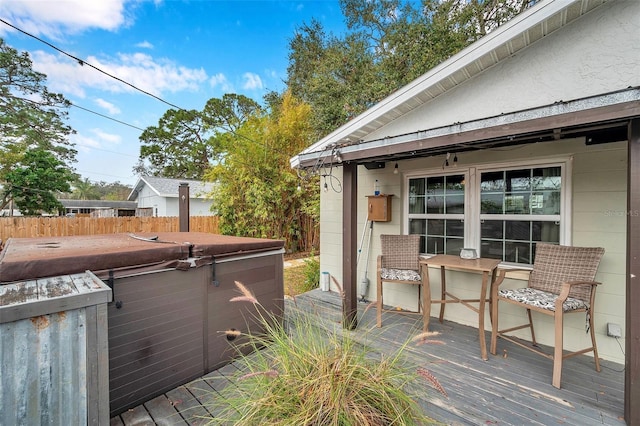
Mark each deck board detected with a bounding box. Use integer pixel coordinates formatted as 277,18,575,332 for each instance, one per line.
111,289,625,425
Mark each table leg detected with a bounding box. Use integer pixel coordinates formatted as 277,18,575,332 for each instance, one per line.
422,266,431,332
438,265,446,323
488,268,497,327
478,271,489,360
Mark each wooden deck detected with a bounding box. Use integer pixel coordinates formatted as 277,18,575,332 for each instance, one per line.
110,289,625,425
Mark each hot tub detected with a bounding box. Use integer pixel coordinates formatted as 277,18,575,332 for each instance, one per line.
0,232,285,416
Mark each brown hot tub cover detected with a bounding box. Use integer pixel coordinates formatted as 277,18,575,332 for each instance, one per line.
0,232,284,283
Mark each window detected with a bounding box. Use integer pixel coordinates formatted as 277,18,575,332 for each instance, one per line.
406,162,567,265
408,174,465,255
480,166,561,263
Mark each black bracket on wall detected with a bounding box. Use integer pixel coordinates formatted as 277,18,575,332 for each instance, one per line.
211,256,219,287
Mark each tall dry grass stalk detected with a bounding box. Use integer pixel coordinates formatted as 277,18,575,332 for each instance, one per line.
204,282,439,425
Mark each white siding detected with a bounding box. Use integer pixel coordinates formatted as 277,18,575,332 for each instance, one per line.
134,187,214,217
366,0,640,142
164,198,215,216
320,138,627,363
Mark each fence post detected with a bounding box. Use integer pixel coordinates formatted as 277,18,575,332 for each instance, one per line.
178,183,190,232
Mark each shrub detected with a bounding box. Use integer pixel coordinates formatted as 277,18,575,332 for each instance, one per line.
205,281,437,425
301,255,320,292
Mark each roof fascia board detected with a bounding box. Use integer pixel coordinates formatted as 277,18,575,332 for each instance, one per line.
298,0,588,157
294,89,640,167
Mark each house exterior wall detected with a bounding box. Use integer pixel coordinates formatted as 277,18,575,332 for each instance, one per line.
320,138,627,364
165,197,215,217
366,0,640,142
134,186,214,217
135,185,167,216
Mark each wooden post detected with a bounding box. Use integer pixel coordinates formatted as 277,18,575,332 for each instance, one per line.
178,183,190,232
626,118,640,425
342,163,358,329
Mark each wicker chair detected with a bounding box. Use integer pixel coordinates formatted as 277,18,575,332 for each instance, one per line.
490,243,605,388
376,234,423,328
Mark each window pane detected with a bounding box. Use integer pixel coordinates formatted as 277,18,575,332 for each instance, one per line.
427,219,444,236
427,195,444,214
446,194,464,214
505,242,532,264
532,167,561,190
446,238,464,255
409,219,426,235
409,195,425,214
409,178,425,214
531,191,560,215
481,171,504,192
446,175,465,194
506,169,531,191
446,219,464,237
480,240,503,260
481,193,503,214
531,221,560,243
427,236,444,254
505,221,530,241
504,193,529,214
427,176,445,194
481,220,503,239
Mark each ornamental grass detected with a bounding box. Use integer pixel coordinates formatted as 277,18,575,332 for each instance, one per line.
204,281,442,425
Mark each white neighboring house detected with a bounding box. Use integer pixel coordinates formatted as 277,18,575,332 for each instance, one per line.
127,176,216,217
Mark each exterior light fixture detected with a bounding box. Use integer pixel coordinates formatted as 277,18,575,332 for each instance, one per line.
394,162,399,174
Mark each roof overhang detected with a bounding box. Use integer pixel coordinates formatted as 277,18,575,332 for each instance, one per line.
291,0,616,170
292,88,640,169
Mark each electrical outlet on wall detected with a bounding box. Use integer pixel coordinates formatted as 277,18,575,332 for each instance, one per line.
607,322,622,338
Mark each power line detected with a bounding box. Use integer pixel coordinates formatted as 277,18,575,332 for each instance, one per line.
1,18,293,164
0,17,184,111
71,103,146,131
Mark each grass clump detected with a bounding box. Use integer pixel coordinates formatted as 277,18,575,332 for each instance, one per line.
301,254,320,292
206,282,435,425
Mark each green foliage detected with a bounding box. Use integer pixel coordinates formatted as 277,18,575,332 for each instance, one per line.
301,255,320,292
3,149,75,215
205,91,319,253
287,0,533,138
136,94,261,180
206,282,433,425
65,178,132,200
0,38,76,211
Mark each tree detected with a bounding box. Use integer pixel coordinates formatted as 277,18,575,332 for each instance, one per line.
0,38,76,211
0,39,76,177
2,149,75,215
71,177,100,200
205,91,319,252
136,94,261,180
287,0,534,137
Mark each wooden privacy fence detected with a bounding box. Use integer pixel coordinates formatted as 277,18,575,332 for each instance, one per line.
0,216,219,241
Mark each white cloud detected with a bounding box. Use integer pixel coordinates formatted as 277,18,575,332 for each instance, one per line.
242,72,263,90
90,128,121,145
0,0,130,38
136,40,154,49
94,98,121,115
72,134,101,152
210,73,234,92
30,50,208,98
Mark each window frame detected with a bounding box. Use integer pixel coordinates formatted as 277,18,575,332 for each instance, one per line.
403,157,572,265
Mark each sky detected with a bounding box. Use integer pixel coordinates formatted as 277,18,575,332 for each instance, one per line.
0,0,348,187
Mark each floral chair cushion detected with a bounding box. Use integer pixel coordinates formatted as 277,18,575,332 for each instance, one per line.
498,287,589,312
380,268,421,282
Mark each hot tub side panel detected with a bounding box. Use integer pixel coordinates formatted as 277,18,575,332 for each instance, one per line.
207,251,284,372
107,267,208,416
